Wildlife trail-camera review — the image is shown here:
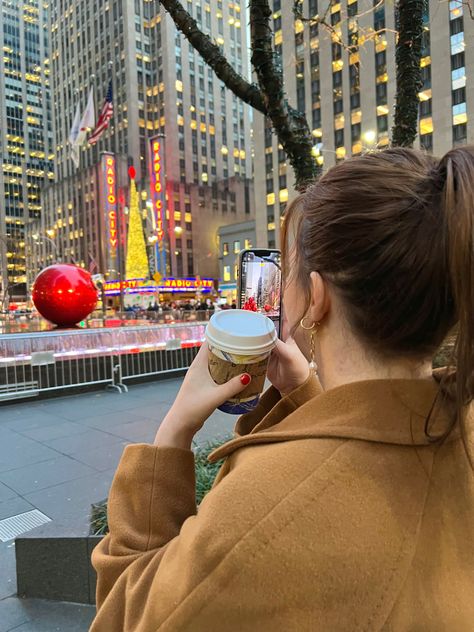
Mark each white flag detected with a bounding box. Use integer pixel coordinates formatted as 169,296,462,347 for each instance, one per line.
79,87,95,133
69,88,95,169
69,101,82,168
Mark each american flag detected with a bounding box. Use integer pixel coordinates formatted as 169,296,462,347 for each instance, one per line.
88,251,98,273
88,81,113,145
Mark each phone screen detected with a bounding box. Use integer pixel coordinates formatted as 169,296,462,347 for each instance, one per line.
239,250,282,336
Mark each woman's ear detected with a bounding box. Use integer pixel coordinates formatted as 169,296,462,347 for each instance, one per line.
308,271,330,323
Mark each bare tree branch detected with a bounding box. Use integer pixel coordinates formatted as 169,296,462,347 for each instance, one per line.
159,0,266,113
462,0,474,17
160,0,317,188
293,0,395,53
251,0,318,188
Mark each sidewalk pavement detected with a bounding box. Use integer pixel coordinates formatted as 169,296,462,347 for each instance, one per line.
0,378,236,632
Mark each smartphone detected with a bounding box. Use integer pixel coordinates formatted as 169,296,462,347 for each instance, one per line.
238,249,283,337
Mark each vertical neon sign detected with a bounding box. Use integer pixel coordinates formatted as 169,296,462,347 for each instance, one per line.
150,139,164,240
103,153,118,258
149,137,167,273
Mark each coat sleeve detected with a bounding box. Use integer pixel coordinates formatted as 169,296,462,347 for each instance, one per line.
91,444,196,620
90,440,316,632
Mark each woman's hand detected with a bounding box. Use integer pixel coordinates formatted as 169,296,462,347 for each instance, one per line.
267,336,310,397
154,343,250,449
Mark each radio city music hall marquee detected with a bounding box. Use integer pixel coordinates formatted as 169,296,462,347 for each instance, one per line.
104,277,214,295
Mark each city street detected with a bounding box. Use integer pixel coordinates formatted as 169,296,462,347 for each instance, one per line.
0,378,235,632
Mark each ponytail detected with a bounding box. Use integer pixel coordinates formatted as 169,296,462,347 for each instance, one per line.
439,146,474,423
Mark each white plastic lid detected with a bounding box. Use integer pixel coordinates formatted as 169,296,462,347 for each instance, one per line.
205,309,277,355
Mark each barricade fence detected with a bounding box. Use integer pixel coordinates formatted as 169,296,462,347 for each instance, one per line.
0,323,206,402
0,310,213,334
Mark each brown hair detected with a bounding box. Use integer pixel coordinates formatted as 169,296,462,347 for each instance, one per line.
282,146,474,426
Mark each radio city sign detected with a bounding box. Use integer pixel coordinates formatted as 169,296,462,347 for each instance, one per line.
102,153,118,257
150,138,164,241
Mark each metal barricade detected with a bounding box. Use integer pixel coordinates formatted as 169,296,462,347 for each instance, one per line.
0,323,206,402
115,322,205,385
0,329,117,402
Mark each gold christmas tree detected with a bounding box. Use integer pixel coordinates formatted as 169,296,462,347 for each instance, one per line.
125,175,149,280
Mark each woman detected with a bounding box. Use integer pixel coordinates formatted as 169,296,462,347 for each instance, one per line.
91,148,474,631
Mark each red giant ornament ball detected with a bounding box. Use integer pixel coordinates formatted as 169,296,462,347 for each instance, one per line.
32,264,98,327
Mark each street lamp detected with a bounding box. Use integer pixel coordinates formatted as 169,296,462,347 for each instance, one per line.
32,233,60,262
362,130,377,145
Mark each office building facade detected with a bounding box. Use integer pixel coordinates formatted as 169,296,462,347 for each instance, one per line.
217,219,256,302
0,0,54,301
27,0,253,293
253,0,474,248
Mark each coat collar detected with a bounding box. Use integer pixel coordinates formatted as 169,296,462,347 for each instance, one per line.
209,371,459,463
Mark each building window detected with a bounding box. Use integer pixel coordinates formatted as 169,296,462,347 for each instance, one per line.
223,265,231,281
420,133,433,152
350,92,361,109
377,115,389,133
234,240,241,254
376,82,387,105
419,99,432,117
453,122,467,144
223,242,229,256
453,86,466,105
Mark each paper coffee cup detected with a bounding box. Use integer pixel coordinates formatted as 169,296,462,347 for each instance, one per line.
205,309,277,414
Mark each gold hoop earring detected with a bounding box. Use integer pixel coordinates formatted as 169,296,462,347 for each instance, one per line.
300,317,315,331
299,318,320,373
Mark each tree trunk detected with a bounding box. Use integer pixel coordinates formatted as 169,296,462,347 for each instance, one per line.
250,0,318,190
392,0,427,147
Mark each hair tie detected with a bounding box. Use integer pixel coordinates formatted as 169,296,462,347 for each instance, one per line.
429,165,447,191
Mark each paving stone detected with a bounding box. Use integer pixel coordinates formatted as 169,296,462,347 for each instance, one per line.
103,418,157,443
0,483,17,504
0,457,97,496
34,400,117,422
0,596,30,632
23,470,115,522
0,439,63,475
18,421,89,442
77,409,150,429
0,498,36,522
2,598,96,632
0,542,17,601
41,428,125,457
0,410,70,432
67,442,127,473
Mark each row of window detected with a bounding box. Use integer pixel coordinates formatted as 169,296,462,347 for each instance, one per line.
222,239,252,257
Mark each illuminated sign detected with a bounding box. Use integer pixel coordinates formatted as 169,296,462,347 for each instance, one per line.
103,277,214,294
163,278,213,289
150,139,164,241
102,153,118,258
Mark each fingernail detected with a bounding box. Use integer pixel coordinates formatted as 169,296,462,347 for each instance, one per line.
240,373,251,386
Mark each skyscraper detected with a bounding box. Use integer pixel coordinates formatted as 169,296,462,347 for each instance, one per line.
30,0,253,293
0,0,54,301
253,0,474,248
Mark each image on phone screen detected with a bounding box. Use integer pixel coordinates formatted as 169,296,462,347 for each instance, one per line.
239,250,282,336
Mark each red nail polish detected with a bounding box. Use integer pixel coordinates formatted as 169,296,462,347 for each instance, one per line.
240,373,251,386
